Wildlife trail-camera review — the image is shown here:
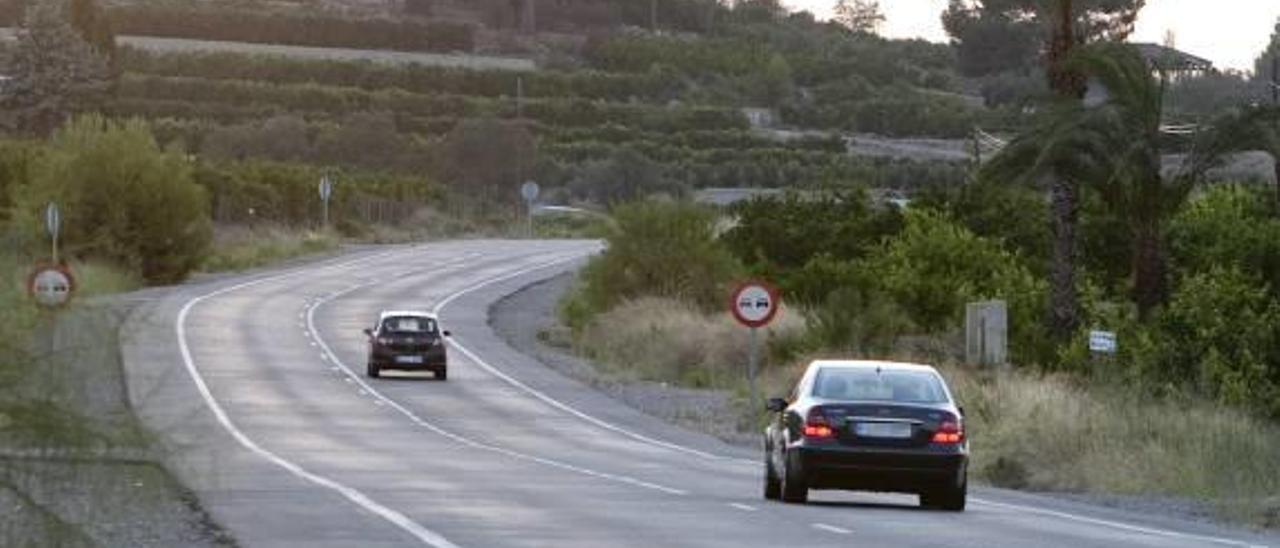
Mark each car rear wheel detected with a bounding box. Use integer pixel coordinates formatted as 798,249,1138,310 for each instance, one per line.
436,368,447,381
780,450,808,504
367,362,381,379
921,479,966,512
763,444,781,500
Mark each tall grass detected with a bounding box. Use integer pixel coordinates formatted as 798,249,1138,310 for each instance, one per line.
571,294,1280,527
200,225,340,273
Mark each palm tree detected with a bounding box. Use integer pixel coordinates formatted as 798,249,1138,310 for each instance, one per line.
985,43,1272,318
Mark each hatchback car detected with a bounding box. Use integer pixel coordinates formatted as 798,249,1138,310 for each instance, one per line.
763,360,967,510
364,311,450,380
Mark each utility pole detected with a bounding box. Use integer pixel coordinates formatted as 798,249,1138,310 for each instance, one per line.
651,0,658,32
1273,55,1280,215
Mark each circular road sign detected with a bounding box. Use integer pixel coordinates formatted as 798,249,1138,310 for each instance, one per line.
521,181,540,203
28,265,75,308
730,281,780,328
318,176,334,202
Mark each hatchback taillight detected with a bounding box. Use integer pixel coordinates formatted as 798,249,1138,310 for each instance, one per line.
803,408,834,440
932,420,964,444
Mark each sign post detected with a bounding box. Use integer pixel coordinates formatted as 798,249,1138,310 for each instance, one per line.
520,181,540,238
45,202,61,264
318,175,335,228
730,281,780,411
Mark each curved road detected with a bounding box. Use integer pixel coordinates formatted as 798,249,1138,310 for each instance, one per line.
121,240,1276,548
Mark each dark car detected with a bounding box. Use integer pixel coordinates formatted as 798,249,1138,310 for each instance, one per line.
763,360,967,510
364,311,451,380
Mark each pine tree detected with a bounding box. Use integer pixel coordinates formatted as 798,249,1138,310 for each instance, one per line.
833,0,884,34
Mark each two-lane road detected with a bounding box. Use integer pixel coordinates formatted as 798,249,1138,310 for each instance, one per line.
121,240,1277,547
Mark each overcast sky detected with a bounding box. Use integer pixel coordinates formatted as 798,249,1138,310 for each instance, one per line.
783,0,1280,73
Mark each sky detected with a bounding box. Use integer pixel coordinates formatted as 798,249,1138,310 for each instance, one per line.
783,0,1280,73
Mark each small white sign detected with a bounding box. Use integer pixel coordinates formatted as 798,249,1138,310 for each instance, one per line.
318,176,334,202
1089,330,1118,354
521,181,540,203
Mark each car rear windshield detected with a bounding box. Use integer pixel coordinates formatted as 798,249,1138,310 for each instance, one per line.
812,368,949,404
382,317,437,334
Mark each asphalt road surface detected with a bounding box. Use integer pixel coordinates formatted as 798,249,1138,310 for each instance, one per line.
120,240,1278,548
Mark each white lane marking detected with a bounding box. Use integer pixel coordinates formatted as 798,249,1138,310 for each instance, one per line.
176,248,461,548
728,503,757,512
307,251,688,497
812,523,851,535
972,498,1268,548
431,259,754,466
430,248,1274,548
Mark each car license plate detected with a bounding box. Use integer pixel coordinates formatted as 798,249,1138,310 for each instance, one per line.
395,356,424,365
855,422,913,439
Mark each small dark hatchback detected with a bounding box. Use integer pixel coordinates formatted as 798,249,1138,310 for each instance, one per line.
364,311,451,380
763,360,968,510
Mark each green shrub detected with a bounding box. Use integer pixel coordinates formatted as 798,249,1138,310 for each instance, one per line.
13,116,211,283
571,200,740,322
1169,185,1280,297
1159,267,1280,416
865,209,1047,359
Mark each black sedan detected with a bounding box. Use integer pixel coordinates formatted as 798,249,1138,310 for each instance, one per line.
763,360,968,510
364,311,451,380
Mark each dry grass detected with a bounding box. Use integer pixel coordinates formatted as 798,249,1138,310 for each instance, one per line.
200,225,341,273
575,297,805,389
572,296,1280,527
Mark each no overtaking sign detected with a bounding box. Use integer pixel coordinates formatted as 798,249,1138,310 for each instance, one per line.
731,281,779,328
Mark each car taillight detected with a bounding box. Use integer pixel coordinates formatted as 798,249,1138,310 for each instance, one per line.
803,408,834,440
377,337,392,346
932,420,964,444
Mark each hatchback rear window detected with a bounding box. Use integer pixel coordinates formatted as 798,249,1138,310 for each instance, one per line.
383,317,436,334
812,368,949,404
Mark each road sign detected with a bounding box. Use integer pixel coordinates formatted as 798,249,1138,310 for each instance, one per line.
521,181,540,203
730,281,780,329
318,176,334,203
319,175,334,227
28,265,75,308
45,202,60,239
1089,330,1118,354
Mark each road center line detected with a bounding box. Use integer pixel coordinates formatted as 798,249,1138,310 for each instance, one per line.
307,250,688,497
176,247,462,548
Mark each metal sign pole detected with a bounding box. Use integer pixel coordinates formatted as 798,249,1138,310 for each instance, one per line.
748,326,759,412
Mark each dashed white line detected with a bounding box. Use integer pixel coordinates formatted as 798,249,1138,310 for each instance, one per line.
972,498,1267,548
175,248,459,548
812,523,851,535
306,251,688,497
728,503,757,512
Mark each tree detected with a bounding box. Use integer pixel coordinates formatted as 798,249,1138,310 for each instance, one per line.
569,147,684,207
16,116,212,283
0,0,111,136
986,44,1270,317
66,0,115,65
833,0,884,34
437,118,536,207
1253,18,1280,83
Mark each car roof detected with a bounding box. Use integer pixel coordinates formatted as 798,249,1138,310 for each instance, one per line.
379,310,437,320
808,360,940,374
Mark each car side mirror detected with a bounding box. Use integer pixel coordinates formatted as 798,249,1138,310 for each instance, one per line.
958,405,966,417
363,328,373,337
442,330,452,337
766,398,788,413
